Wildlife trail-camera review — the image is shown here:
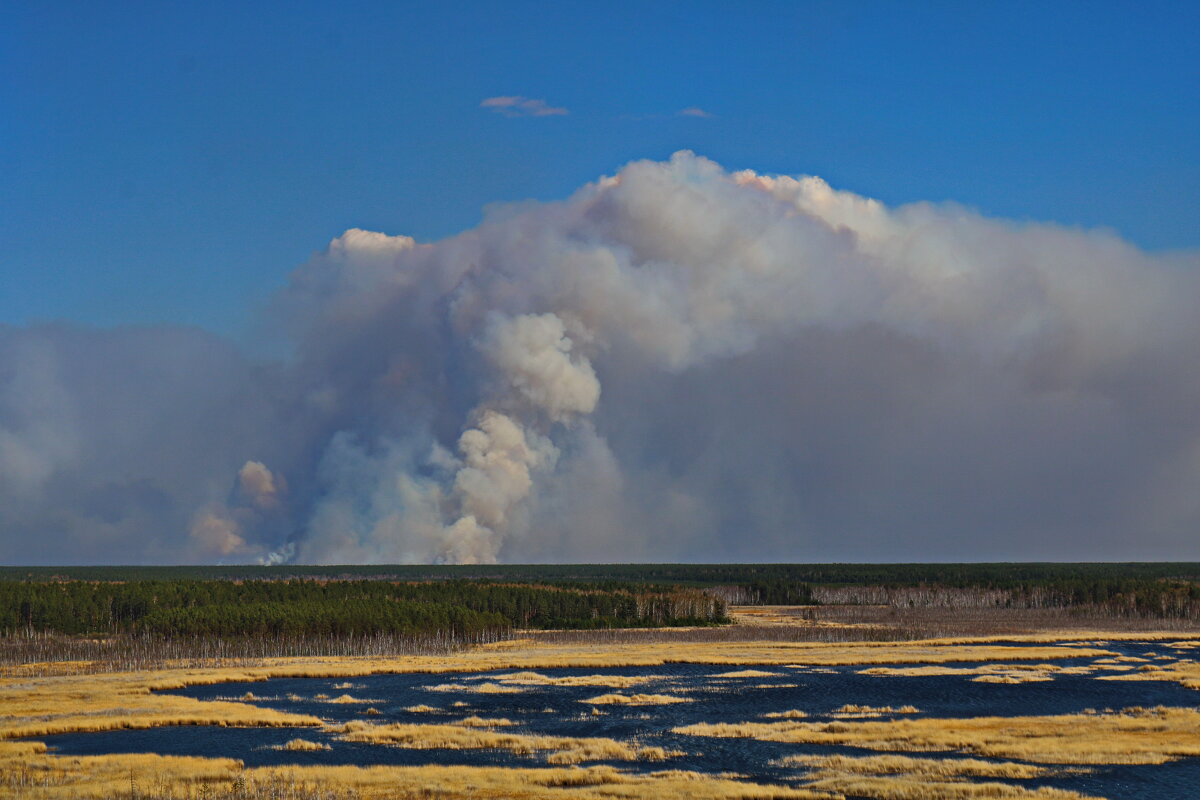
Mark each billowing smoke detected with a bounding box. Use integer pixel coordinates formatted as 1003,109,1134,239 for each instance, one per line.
3,152,1200,564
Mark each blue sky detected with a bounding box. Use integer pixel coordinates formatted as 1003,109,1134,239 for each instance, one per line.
3,0,1197,335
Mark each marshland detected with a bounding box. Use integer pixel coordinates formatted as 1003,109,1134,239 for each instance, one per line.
6,563,1200,799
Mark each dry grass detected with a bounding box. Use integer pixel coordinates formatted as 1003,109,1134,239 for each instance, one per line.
777,753,1060,778
861,663,1061,676
480,671,664,688
1094,657,1200,689
0,669,321,740
271,739,332,752
860,655,1191,685
581,693,691,706
455,716,515,727
860,663,1071,685
0,753,829,800
972,674,1053,684
711,669,784,678
0,634,1125,753
0,629,504,675
0,634,1124,697
786,753,1097,799
830,705,920,719
423,681,522,694
790,604,1200,640
675,705,1200,765
728,607,819,627
328,694,377,704
0,744,1099,800
329,718,681,765
328,714,681,767
2,618,1189,799
0,746,246,799
3,771,365,800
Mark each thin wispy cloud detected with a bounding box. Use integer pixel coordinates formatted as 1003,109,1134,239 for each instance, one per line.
678,106,714,118
480,96,568,117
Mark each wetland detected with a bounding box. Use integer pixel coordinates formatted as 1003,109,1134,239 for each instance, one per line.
9,635,1200,799
8,564,1200,799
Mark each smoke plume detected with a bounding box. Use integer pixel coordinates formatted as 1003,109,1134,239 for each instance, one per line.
3,152,1199,564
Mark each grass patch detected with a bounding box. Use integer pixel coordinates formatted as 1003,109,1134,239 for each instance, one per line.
424,681,523,694
581,693,691,706
481,671,664,688
329,718,681,764
675,705,1200,765
270,738,331,752
786,753,1097,798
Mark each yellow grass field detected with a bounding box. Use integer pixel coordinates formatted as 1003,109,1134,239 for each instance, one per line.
778,753,1095,799
675,705,1200,765
580,692,691,705
4,623,1200,799
329,717,681,764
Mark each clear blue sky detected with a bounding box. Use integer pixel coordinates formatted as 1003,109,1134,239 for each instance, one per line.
3,1,1197,335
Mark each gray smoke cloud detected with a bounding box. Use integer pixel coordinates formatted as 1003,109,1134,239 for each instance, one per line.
3,152,1200,565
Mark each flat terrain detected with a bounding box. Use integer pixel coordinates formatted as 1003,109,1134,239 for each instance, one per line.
5,607,1200,799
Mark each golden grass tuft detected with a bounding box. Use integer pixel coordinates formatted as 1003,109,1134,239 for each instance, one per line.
424,681,522,694
711,669,783,678
455,716,516,727
860,662,1063,678
1094,658,1200,689
763,709,808,719
581,692,692,705
675,705,1200,765
972,674,1053,684
0,755,829,799
778,753,1099,799
776,752,1061,778
830,704,920,718
484,671,664,688
328,718,682,764
271,738,332,752
328,694,375,704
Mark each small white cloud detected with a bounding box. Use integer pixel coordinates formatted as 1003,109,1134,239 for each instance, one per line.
481,96,569,117
678,107,714,118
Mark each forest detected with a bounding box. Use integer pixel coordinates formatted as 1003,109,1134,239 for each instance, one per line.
5,562,1200,647
0,578,726,638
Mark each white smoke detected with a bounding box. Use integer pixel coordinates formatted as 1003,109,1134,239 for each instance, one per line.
188,460,287,559
480,313,599,421
3,152,1200,564
188,510,251,557
237,461,283,511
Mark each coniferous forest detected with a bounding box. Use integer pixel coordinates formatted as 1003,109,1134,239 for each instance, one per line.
5,562,1200,644
5,563,1200,669
0,578,727,639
